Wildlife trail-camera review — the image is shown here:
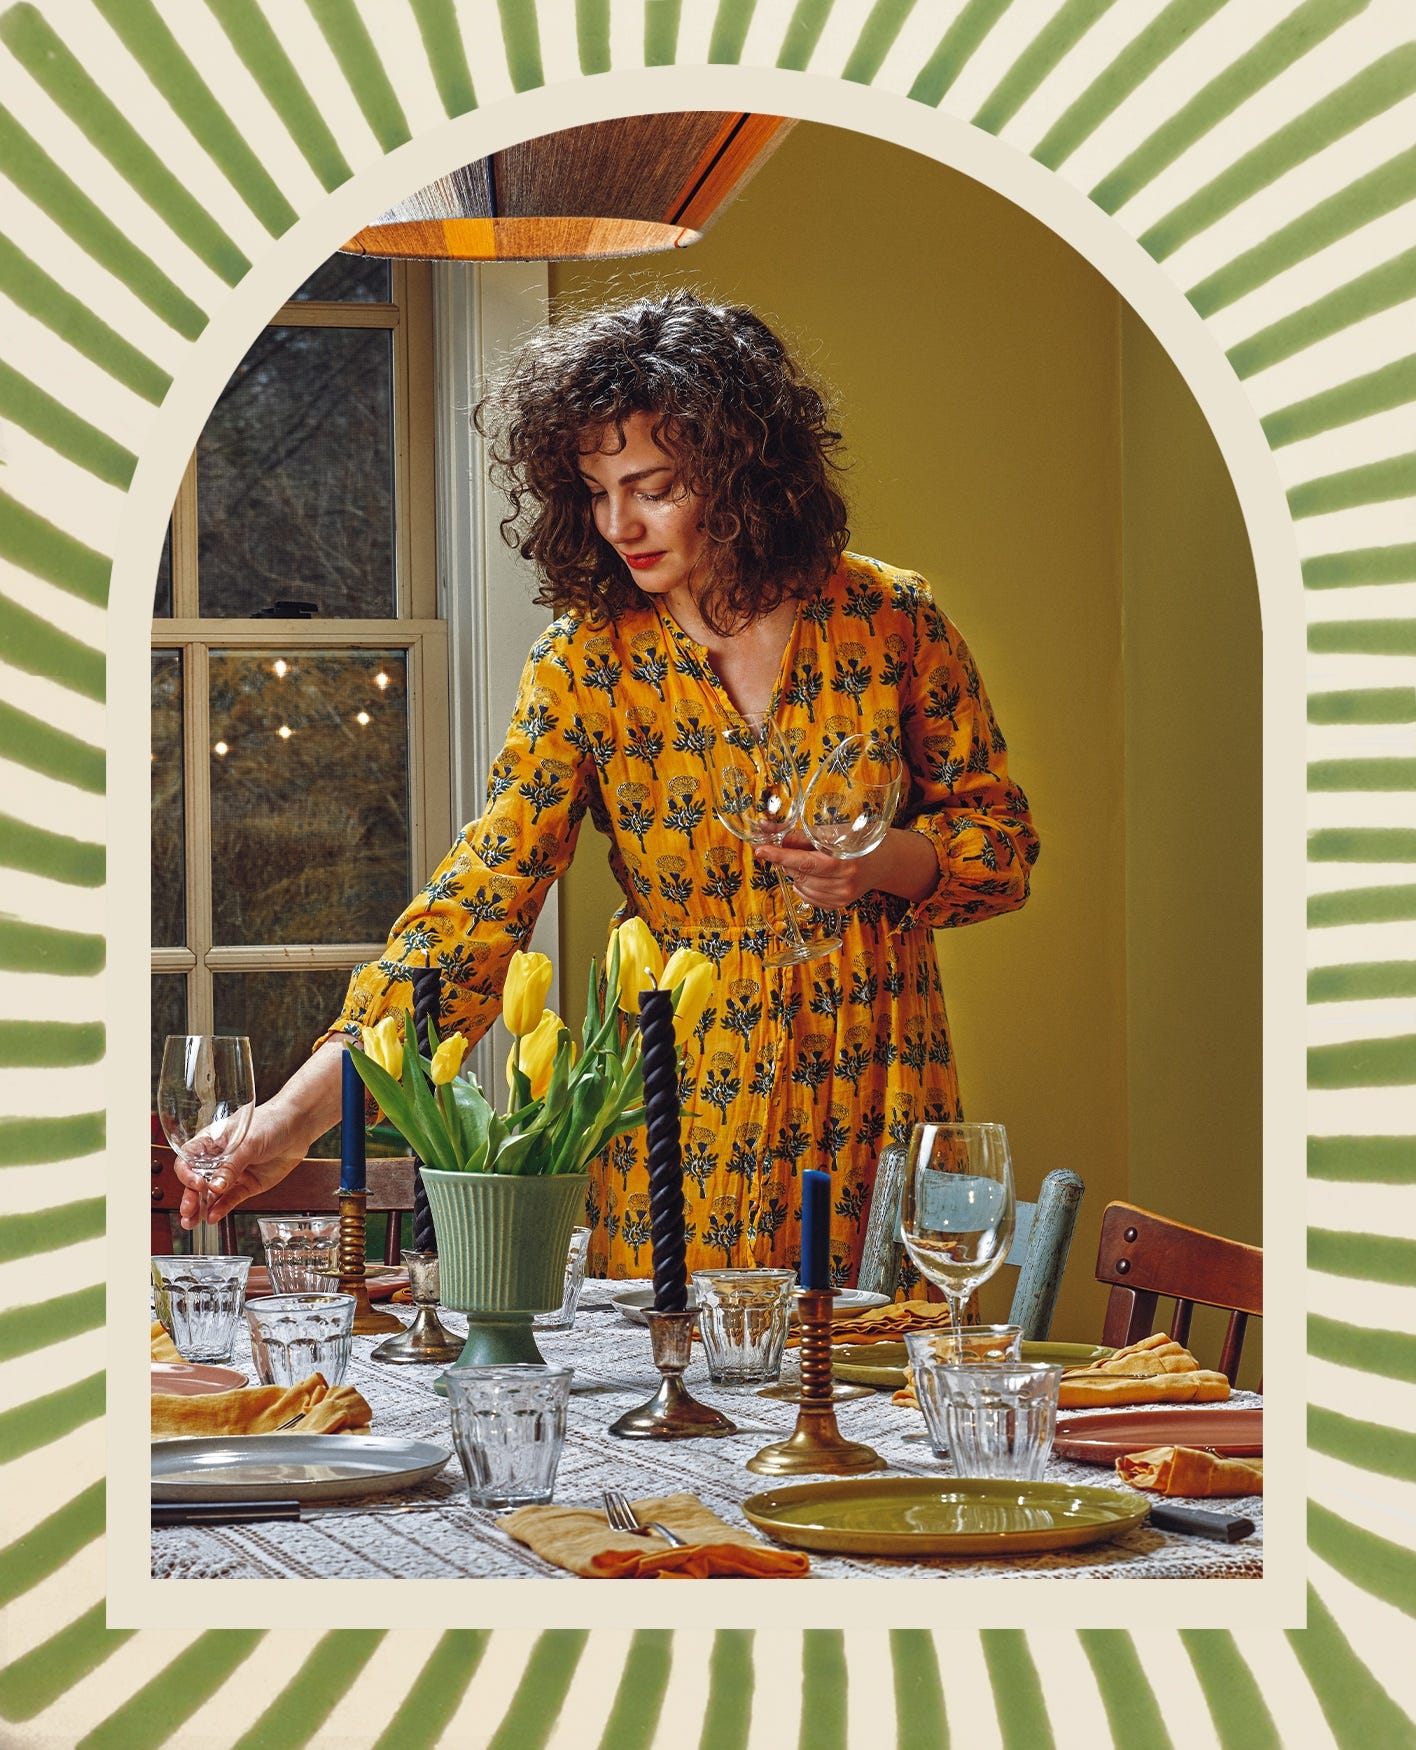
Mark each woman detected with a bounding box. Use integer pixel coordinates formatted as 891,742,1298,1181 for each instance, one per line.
180,291,1039,1285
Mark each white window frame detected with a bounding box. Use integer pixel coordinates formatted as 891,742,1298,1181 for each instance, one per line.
433,261,560,1096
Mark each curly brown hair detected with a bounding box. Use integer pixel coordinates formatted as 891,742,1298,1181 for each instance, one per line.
474,290,849,633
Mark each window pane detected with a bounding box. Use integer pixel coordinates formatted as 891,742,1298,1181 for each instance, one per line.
151,651,185,947
197,327,395,619
155,522,172,617
290,256,391,303
208,648,411,944
212,968,359,1159
151,973,187,1101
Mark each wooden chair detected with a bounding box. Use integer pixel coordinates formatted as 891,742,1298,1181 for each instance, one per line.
1095,1200,1262,1384
856,1144,1085,1341
150,1142,417,1262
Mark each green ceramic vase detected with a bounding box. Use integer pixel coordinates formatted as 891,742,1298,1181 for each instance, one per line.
420,1167,589,1380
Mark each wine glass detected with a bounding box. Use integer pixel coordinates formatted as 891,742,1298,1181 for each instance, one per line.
796,734,905,953
900,1122,1016,1355
710,712,828,967
157,1035,256,1230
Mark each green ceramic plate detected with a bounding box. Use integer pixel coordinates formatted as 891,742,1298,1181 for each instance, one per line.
741,1477,1149,1557
831,1340,1115,1390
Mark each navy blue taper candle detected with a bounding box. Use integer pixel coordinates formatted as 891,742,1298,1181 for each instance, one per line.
340,1047,366,1194
639,987,688,1313
408,966,440,1254
800,1169,831,1289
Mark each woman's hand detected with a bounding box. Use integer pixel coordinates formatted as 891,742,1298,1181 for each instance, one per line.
753,827,941,908
175,1040,346,1229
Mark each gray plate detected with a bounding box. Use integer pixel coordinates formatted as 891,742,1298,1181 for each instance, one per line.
151,1434,451,1503
611,1286,890,1326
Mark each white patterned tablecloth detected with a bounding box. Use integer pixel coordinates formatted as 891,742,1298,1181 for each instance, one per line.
151,1283,1263,1582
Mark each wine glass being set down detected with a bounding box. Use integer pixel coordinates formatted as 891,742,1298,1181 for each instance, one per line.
711,717,904,968
157,1034,256,1230
900,1121,1017,1353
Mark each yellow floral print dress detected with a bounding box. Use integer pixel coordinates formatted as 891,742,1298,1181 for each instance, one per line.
329,555,1039,1285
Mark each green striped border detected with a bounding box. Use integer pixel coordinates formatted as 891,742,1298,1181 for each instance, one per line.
0,0,1412,1742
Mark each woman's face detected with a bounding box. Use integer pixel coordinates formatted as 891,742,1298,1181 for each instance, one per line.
578,412,707,608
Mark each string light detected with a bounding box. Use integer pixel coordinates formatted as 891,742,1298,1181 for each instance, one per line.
356,711,371,726
273,659,289,678
213,740,229,757
374,671,390,690
278,725,293,740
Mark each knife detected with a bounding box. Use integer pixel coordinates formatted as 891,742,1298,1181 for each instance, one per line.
152,1499,453,1528
1147,1503,1255,1542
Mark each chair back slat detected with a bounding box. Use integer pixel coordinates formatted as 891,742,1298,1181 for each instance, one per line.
150,1145,418,1257
1094,1201,1262,1383
855,1148,1084,1342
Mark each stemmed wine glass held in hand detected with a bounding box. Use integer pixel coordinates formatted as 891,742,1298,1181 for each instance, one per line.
794,733,905,954
710,711,826,967
157,1035,256,1231
900,1122,1016,1353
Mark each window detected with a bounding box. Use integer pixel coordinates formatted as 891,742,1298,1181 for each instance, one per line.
152,255,449,1152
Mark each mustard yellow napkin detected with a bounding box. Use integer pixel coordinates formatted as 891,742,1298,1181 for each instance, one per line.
151,1322,183,1363
1058,1334,1230,1408
498,1491,810,1578
788,1299,952,1349
1078,1333,1203,1376
151,1373,373,1440
1116,1446,1263,1497
1058,1369,1231,1409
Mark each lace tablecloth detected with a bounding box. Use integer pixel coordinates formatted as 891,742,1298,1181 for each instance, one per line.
151,1284,1263,1582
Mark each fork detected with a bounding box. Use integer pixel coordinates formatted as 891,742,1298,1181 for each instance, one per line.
602,1488,686,1547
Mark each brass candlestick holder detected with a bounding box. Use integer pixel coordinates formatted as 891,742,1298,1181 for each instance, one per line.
370,1249,463,1363
336,1190,402,1335
609,1308,738,1440
746,1288,886,1475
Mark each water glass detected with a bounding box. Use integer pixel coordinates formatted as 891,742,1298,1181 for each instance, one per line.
246,1293,357,1388
444,1365,573,1509
533,1227,591,1330
151,1255,252,1363
903,1323,1023,1370
257,1217,340,1294
928,1361,1064,1481
691,1268,796,1384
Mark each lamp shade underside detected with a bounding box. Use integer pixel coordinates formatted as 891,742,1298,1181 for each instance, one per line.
342,111,793,262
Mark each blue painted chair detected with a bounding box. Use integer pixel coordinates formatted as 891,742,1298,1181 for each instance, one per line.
855,1145,1085,1341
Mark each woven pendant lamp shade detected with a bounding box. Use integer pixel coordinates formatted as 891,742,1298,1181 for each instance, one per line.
343,112,793,262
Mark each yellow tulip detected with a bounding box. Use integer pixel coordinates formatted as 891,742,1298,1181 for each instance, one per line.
360,1015,403,1080
429,1032,468,1085
661,946,712,993
613,918,664,1013
503,949,553,1037
508,1009,571,1101
668,959,715,1046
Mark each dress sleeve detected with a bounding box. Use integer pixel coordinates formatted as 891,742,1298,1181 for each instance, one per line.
891,574,1040,935
317,624,596,1050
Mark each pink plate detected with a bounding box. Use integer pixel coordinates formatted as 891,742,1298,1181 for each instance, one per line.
151,1363,248,1396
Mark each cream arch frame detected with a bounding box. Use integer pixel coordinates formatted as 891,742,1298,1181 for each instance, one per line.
2,3,1400,1736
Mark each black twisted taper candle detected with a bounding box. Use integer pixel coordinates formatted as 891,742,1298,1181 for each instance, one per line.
639,987,688,1313
409,964,441,1255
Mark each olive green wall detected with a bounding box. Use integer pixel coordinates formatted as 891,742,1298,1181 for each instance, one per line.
543,122,1259,1350
1119,305,1263,1380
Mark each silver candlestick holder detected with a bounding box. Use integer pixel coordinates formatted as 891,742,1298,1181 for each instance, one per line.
370,1250,463,1364
609,1308,738,1439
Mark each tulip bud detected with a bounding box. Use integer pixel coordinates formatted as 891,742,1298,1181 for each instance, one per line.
613,918,664,1013
429,1032,468,1085
508,1009,570,1100
503,950,553,1037
669,959,715,1046
360,1014,403,1080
